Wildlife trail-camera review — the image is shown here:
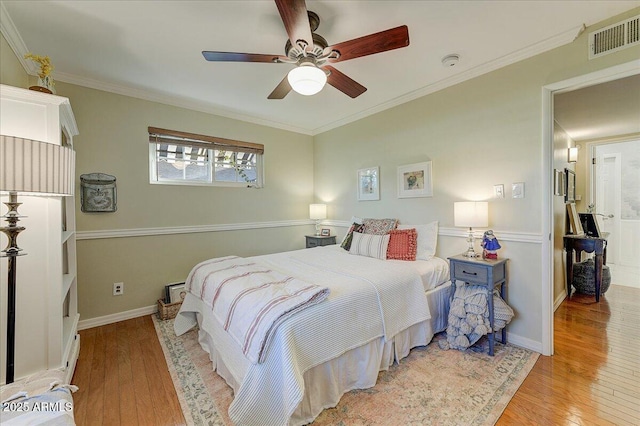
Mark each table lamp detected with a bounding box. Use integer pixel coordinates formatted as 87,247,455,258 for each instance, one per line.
0,135,75,383
309,204,327,236
454,201,488,258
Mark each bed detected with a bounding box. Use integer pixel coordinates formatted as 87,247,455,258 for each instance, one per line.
175,243,451,426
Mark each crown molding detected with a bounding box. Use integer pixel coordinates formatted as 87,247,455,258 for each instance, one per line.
310,25,585,135
1,3,582,137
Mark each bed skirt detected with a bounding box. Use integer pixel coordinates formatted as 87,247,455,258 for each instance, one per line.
191,281,452,425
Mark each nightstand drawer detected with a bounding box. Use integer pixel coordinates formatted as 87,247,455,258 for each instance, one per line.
305,235,336,248
452,262,488,283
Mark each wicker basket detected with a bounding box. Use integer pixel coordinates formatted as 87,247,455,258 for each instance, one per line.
157,298,182,320
572,258,611,295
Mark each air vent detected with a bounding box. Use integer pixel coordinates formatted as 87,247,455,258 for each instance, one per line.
589,15,639,59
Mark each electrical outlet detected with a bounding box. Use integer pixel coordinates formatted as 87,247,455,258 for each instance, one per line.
113,282,124,296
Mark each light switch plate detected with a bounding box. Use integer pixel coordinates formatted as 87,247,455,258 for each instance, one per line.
512,182,525,198
494,184,504,198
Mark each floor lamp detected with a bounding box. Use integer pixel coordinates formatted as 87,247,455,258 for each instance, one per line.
0,135,75,384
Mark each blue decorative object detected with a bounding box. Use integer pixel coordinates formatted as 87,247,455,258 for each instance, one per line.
481,230,501,259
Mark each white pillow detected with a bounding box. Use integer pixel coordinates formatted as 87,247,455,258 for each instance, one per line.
349,232,390,260
398,221,438,260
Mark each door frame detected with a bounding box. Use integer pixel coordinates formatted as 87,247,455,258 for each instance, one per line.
541,59,639,356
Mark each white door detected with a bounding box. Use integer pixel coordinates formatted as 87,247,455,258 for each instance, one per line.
593,140,640,288
595,153,620,264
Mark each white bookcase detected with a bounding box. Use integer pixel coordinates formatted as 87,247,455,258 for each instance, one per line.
0,84,80,384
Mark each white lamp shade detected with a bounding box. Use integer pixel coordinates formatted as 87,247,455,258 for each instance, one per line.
309,203,327,220
568,147,578,163
454,201,488,228
288,65,327,96
0,135,75,196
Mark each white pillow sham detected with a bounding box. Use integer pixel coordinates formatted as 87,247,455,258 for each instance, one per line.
349,232,390,260
397,221,438,260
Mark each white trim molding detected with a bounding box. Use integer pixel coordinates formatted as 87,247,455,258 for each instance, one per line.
78,304,157,330
0,4,582,137
77,219,313,240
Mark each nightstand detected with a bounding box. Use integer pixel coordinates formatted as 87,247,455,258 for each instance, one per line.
305,235,336,248
448,254,508,356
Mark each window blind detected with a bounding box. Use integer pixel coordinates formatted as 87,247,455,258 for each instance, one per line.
148,127,264,155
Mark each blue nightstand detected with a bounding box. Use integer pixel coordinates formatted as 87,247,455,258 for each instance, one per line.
448,254,508,356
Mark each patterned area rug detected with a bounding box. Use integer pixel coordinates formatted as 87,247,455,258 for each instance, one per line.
152,315,538,425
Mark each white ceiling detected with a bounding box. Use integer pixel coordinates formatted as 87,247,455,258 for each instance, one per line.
2,1,639,135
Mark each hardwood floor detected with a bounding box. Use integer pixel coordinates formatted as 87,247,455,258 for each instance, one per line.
73,285,640,425
499,284,640,426
72,316,185,426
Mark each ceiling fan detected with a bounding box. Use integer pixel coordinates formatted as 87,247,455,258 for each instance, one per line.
202,0,409,99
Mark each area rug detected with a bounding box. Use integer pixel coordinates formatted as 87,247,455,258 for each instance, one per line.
152,315,538,425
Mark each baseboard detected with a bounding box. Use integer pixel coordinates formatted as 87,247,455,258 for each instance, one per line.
506,332,542,354
78,304,157,330
554,291,567,311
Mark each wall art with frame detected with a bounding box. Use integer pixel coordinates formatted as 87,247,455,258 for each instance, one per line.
397,161,433,198
564,168,576,203
357,166,380,201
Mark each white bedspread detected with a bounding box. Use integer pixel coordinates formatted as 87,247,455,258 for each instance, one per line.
185,256,330,364
175,246,431,426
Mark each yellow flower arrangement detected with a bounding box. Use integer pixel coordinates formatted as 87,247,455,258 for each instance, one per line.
24,53,54,79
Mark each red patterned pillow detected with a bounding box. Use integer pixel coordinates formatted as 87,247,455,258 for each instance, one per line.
386,228,417,261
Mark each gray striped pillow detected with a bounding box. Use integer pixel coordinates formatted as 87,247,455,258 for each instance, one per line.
349,232,390,260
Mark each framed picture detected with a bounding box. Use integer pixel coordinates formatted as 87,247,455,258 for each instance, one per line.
579,213,601,238
554,169,565,196
565,169,576,203
357,167,380,201
397,161,432,198
320,228,330,236
165,282,187,304
566,203,584,236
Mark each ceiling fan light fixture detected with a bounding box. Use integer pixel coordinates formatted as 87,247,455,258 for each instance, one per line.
287,64,327,96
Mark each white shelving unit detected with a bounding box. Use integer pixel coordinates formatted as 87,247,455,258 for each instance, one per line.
0,84,80,384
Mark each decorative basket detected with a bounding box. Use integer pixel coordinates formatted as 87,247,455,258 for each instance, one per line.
572,258,611,295
157,298,182,320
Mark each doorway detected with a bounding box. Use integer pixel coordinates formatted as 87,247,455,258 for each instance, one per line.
542,61,640,356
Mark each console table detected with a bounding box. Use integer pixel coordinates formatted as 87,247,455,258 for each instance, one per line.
563,235,607,302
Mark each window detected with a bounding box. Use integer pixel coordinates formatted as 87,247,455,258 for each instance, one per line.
149,127,263,187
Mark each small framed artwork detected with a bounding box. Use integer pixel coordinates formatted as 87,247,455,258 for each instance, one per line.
565,169,576,203
566,203,584,236
397,161,433,198
320,228,331,236
554,169,565,196
165,282,187,304
357,167,380,201
579,213,601,238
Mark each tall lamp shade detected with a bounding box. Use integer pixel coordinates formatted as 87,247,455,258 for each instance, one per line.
0,135,75,383
454,201,488,258
309,203,327,236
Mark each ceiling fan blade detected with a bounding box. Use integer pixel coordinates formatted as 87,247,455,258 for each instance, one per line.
274,0,313,50
267,75,292,99
326,25,409,63
202,51,287,63
324,65,367,98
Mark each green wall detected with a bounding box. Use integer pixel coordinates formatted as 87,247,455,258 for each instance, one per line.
0,33,28,87
313,8,640,346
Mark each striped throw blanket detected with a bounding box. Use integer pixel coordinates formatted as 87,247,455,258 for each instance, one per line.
186,256,330,364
